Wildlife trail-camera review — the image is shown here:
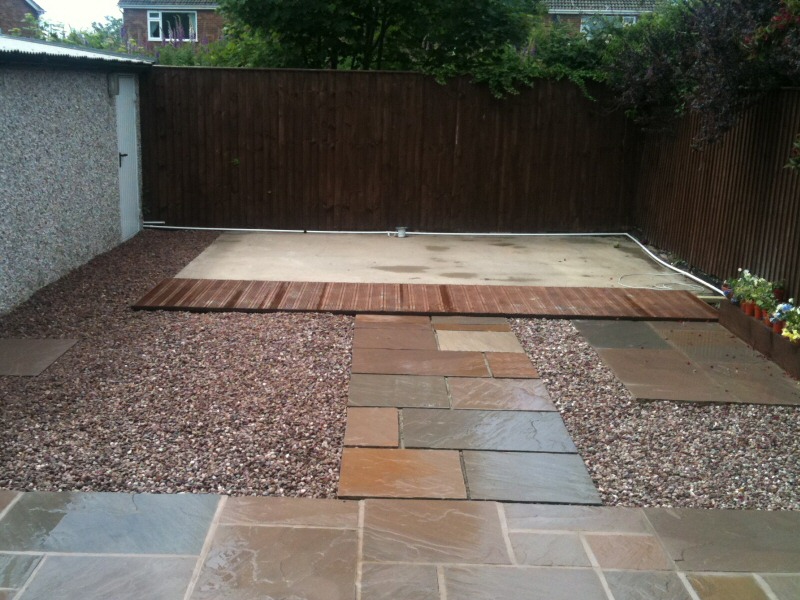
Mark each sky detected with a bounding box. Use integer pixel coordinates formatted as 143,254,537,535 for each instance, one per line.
38,0,121,31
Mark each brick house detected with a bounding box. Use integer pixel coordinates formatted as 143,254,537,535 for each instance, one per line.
0,0,44,35
546,0,657,33
119,0,224,49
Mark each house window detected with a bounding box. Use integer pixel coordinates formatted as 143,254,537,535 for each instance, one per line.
148,11,197,41
622,15,638,26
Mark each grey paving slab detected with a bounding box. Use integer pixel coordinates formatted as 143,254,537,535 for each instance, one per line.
658,327,762,363
644,508,800,572
0,554,41,589
573,320,670,349
0,339,77,376
463,451,601,504
191,525,357,600
443,566,608,600
17,555,196,600
509,533,591,567
402,409,576,452
0,490,19,513
603,571,694,600
0,492,219,554
700,361,800,406
348,374,450,408
598,348,731,403
447,377,556,411
761,574,800,600
503,504,652,534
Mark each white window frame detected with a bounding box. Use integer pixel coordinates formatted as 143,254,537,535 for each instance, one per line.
148,10,197,42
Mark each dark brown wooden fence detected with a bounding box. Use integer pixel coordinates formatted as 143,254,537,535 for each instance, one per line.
634,89,800,297
139,67,637,232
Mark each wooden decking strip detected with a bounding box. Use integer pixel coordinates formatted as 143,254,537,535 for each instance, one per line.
133,279,719,320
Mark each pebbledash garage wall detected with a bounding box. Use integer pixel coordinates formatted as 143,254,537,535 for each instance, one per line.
0,36,152,315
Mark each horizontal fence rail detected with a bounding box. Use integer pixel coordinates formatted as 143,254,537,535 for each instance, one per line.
139,68,636,233
634,89,800,299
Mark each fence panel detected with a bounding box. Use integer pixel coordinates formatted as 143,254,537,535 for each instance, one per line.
139,67,636,232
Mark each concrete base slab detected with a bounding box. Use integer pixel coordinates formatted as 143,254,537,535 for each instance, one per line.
176,232,703,289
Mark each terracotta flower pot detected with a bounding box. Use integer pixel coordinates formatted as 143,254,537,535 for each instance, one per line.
763,313,772,327
754,305,763,320
773,320,785,334
743,301,755,317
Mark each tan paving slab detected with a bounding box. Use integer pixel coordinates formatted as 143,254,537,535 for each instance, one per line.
354,327,438,350
644,508,800,572
0,339,77,376
761,574,800,600
485,352,539,378
443,566,608,600
463,451,600,504
403,409,576,452
434,323,512,332
191,525,357,600
603,571,694,600
360,563,439,600
0,490,19,513
597,348,731,403
219,497,359,528
448,377,556,411
355,315,431,328
585,534,674,570
362,499,510,564
436,330,525,353
351,348,490,377
348,374,450,408
686,574,770,600
20,556,196,600
344,407,399,447
509,533,591,567
503,504,652,534
338,448,466,499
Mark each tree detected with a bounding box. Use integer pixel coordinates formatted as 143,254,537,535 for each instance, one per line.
605,0,795,144
218,0,538,71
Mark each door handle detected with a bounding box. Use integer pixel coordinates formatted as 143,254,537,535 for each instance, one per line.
119,152,129,167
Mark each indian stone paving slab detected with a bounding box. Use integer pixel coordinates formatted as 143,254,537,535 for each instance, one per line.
360,563,440,600
218,497,359,528
18,555,196,600
447,377,556,411
508,532,591,567
190,525,358,600
685,574,771,600
355,314,433,328
353,327,438,350
644,508,800,572
351,348,490,377
0,339,77,376
603,571,694,600
402,409,576,452
435,330,525,353
697,361,800,406
761,575,800,600
361,499,509,564
343,407,399,447
0,492,218,555
503,504,653,533
337,448,467,499
348,374,450,408
573,319,671,349
0,554,40,589
485,352,539,378
584,533,675,570
443,566,609,600
463,451,601,504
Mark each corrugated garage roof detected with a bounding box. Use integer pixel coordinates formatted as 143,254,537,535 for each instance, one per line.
0,34,152,66
547,0,657,13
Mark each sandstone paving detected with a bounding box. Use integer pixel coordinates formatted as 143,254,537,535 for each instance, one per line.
0,338,77,376
348,373,450,408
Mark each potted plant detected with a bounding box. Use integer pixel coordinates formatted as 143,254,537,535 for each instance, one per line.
781,303,800,344
772,299,794,334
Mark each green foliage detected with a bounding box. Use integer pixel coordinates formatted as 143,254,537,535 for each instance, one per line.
7,13,128,52
218,0,541,71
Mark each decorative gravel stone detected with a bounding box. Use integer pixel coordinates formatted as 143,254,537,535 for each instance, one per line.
0,231,353,497
511,318,800,510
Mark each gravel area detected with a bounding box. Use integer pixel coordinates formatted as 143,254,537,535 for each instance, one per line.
0,231,353,497
512,318,800,510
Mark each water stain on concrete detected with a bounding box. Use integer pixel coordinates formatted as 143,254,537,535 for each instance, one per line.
374,266,429,273
490,242,517,248
425,246,450,252
440,272,477,279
